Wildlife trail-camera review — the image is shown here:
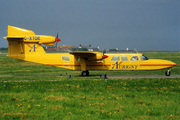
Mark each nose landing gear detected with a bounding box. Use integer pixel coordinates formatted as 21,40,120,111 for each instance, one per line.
81,70,89,76
165,69,171,76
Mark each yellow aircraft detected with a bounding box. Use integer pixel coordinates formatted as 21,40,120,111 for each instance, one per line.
3,25,177,76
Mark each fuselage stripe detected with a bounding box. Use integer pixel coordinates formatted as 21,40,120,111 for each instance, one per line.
140,64,177,66
46,64,111,67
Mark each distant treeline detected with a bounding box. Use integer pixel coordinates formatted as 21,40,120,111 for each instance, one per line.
0,47,8,50
109,49,118,51
71,47,88,51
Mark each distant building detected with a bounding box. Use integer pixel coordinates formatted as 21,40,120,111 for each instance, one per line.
79,44,99,51
47,45,74,51
109,47,133,52
57,45,74,51
46,44,100,51
46,47,56,51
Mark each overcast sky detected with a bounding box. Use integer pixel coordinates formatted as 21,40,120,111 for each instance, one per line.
0,0,180,51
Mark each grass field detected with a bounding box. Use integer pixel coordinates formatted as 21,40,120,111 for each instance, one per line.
0,52,180,119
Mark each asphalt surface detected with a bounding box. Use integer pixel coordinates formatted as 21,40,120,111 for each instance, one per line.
0,53,8,55
1,74,180,79
107,75,180,79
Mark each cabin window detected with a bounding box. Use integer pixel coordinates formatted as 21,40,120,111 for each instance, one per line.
62,56,70,61
130,56,139,61
111,56,120,61
121,56,128,61
140,55,149,61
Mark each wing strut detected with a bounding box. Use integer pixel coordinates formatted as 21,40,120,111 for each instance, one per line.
80,58,86,71
80,58,89,76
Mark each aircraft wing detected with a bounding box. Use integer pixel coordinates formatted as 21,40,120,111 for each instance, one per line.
70,51,96,58
69,51,108,61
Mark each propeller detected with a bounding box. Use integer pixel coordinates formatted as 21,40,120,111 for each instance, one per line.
102,49,108,59
102,49,108,67
55,32,61,48
103,49,106,55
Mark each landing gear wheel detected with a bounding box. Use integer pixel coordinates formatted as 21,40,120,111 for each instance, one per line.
165,70,171,76
81,70,89,76
86,70,89,76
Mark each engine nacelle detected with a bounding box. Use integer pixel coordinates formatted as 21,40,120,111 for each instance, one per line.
24,35,58,46
88,53,108,61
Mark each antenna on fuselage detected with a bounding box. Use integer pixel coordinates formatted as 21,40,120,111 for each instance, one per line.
134,48,138,53
103,49,106,56
102,49,107,67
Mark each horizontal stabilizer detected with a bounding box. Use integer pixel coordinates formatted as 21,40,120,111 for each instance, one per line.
3,36,24,39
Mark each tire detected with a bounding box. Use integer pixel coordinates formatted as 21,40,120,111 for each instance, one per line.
165,71,171,76
86,70,89,76
81,70,89,76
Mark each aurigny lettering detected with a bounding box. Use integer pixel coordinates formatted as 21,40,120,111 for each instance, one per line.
112,62,138,70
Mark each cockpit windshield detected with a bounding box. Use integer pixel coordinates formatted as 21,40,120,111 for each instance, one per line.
140,55,149,60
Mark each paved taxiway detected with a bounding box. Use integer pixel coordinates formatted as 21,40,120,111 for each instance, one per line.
0,53,8,55
1,75,180,79
107,75,180,79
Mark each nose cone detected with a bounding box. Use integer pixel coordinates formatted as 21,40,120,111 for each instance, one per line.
55,38,61,42
140,59,177,70
102,55,108,59
169,61,177,67
162,60,177,67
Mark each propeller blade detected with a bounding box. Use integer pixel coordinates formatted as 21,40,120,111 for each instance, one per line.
102,49,107,67
55,32,60,48
103,49,106,55
55,32,61,42
56,32,59,38
56,41,57,48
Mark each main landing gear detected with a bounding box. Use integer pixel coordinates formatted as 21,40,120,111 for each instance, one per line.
165,69,171,76
81,70,89,76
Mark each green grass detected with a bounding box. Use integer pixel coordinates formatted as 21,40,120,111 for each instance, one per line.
0,79,180,119
0,52,180,119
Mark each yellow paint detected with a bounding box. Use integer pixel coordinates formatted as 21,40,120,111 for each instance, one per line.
3,25,177,75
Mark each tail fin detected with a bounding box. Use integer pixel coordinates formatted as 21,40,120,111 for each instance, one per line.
7,25,35,36
3,25,60,60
